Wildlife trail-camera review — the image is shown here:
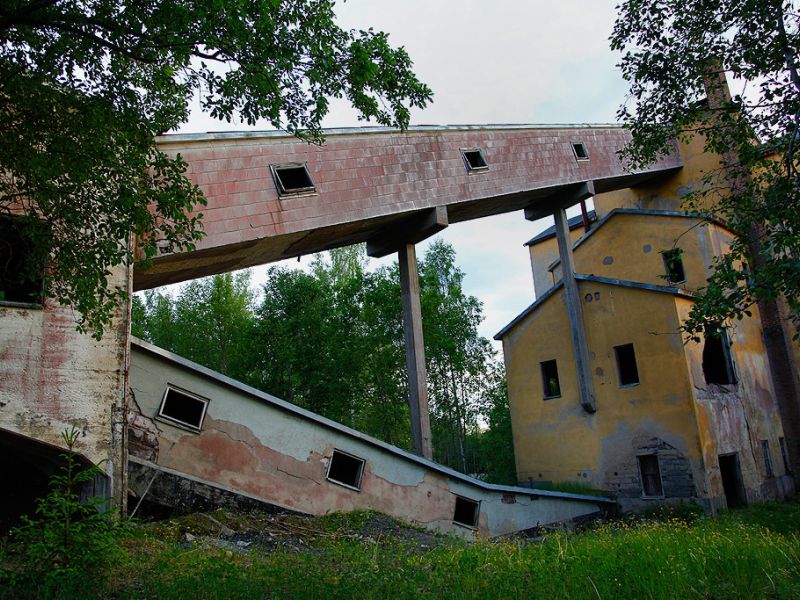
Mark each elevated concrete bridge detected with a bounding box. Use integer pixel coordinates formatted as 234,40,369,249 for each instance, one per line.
140,123,683,458
139,124,682,290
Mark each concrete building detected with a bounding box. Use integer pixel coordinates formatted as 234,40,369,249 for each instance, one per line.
496,136,796,512
2,124,677,533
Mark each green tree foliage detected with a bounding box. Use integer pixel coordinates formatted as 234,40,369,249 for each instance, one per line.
133,242,515,482
610,0,800,336
136,271,255,378
0,0,432,336
4,428,127,594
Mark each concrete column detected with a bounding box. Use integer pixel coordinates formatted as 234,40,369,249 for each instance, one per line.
553,208,596,413
398,243,433,459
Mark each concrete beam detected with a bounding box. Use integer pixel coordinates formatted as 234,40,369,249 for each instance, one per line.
524,181,595,222
553,202,597,413
398,243,433,459
366,207,448,259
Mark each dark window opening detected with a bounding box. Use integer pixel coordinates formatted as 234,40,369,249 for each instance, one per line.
326,449,365,490
461,149,488,172
662,248,686,284
158,387,208,431
541,360,561,398
614,343,640,386
638,454,663,497
271,163,316,196
702,329,736,385
572,142,589,161
719,453,746,507
0,217,46,305
762,440,774,478
453,495,480,528
780,437,791,474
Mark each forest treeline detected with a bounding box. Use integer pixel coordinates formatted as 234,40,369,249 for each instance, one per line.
132,240,516,484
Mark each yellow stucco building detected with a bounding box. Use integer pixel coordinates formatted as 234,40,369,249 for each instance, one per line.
496,138,796,512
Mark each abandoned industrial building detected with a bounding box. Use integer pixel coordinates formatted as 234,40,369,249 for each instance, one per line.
1,120,797,534
497,134,798,512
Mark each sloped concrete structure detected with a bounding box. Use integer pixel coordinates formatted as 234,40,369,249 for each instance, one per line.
128,338,611,537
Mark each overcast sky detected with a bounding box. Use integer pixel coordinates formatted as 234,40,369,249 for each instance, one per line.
178,0,628,346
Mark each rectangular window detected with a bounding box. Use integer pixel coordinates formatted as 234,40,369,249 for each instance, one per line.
638,454,663,497
540,360,561,399
662,248,686,284
762,440,774,478
453,495,480,528
270,163,316,196
571,142,589,161
157,386,209,431
460,148,488,172
326,449,365,491
614,343,640,386
0,217,46,305
780,437,791,474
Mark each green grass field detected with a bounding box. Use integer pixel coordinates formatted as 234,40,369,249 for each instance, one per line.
3,501,800,599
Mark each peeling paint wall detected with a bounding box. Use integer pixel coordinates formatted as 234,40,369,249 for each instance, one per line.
129,341,606,537
0,264,130,506
676,298,793,509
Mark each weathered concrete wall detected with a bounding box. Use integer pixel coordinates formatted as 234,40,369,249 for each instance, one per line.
129,339,607,537
139,125,681,290
546,213,732,294
592,133,722,218
0,264,130,506
676,298,793,509
528,224,585,298
501,280,706,512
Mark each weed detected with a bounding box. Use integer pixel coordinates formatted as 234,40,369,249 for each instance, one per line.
0,428,128,599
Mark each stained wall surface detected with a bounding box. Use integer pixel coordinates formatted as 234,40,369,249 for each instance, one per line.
501,281,705,512
0,264,130,505
140,125,681,289
129,339,608,537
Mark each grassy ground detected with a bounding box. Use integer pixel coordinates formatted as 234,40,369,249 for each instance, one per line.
2,501,800,599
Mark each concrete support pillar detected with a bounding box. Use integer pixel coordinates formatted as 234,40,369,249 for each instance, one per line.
553,207,596,413
398,243,433,459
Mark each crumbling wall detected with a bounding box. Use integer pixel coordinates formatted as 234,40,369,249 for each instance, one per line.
0,264,129,506
129,339,606,537
676,298,793,509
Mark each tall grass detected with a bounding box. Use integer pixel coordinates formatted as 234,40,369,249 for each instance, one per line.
3,502,800,599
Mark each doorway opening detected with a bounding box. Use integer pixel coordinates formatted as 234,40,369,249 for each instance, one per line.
718,453,746,508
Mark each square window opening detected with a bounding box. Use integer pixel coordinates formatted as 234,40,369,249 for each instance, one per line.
271,163,316,196
461,148,488,172
571,142,589,161
541,359,561,398
158,387,209,431
614,343,640,386
326,449,365,490
662,248,686,284
453,495,480,528
637,454,663,497
0,217,46,305
762,440,774,478
702,328,736,385
780,437,791,473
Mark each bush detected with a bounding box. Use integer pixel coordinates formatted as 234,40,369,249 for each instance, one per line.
1,428,128,598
